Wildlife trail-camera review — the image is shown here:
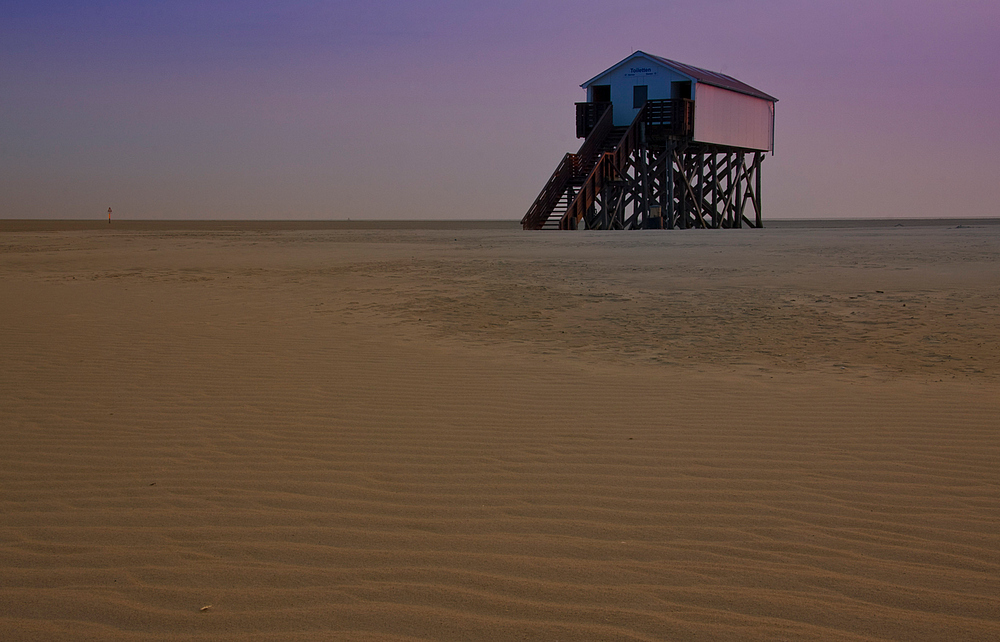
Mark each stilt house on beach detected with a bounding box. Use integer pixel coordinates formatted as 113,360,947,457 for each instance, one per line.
522,51,777,230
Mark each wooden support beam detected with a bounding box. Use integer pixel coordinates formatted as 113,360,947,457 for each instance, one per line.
696,153,706,229
639,125,651,226
709,153,719,228
666,145,675,229
755,152,763,228
673,150,707,229
735,151,745,228
712,155,750,230
655,148,670,230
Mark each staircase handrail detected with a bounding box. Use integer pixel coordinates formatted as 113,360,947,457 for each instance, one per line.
521,152,577,230
560,103,649,229
522,99,693,230
572,105,615,179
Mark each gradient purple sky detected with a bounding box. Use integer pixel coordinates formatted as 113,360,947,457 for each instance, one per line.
2,0,998,220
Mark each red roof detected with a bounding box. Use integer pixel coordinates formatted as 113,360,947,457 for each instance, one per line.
582,51,777,102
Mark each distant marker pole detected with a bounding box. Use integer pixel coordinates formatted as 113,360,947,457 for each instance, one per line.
108,207,112,224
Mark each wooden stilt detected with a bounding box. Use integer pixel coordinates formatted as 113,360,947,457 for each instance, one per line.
755,152,763,228
735,152,745,229
666,144,675,229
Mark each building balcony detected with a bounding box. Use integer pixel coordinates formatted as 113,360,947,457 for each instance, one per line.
575,102,611,139
575,99,694,139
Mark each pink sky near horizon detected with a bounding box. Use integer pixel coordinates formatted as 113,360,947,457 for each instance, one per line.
2,0,998,220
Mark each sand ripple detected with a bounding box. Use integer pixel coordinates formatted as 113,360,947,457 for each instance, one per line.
2,224,999,640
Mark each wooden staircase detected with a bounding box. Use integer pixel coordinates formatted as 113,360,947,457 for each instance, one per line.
538,126,626,230
521,106,626,230
522,99,694,230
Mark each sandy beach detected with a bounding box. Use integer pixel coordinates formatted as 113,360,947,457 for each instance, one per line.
2,221,999,640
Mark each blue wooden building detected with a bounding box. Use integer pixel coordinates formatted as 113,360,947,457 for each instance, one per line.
523,51,777,230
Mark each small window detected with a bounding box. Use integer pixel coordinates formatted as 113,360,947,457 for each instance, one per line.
633,85,648,108
671,81,691,100
592,85,611,103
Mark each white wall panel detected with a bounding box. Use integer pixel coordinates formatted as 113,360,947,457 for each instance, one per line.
585,60,689,127
693,84,773,151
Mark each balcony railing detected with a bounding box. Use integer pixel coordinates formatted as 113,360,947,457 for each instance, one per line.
575,102,611,139
643,98,694,136
576,98,694,139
